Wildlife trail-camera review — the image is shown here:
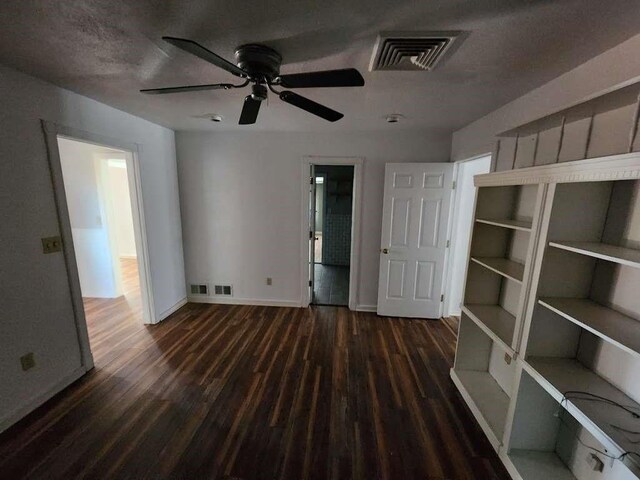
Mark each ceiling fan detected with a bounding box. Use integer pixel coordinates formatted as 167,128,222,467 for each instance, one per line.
140,37,365,125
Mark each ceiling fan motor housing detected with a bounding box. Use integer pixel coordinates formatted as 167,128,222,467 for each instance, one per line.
234,44,282,81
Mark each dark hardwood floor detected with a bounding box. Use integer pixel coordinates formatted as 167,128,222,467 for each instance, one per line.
0,300,508,479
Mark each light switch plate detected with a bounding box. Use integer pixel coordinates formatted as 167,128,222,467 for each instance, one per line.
42,236,62,254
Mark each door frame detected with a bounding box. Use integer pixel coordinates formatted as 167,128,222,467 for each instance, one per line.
300,156,363,310
42,120,156,370
314,172,327,264
442,153,492,317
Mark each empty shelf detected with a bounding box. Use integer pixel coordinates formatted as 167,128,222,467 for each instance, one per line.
463,304,515,351
451,369,509,446
526,357,640,462
539,297,640,359
475,217,532,232
549,241,640,269
471,257,525,283
509,450,575,480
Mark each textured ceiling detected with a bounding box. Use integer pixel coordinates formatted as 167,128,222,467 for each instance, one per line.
0,0,639,132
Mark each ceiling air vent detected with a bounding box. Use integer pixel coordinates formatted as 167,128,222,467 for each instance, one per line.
369,32,461,72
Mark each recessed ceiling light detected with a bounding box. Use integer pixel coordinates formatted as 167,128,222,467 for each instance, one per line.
192,113,224,122
384,113,405,123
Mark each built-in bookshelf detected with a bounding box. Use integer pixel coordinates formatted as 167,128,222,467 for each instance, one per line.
451,154,640,480
452,183,543,452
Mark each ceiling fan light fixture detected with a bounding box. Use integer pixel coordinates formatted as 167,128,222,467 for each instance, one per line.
142,37,365,125
250,84,268,101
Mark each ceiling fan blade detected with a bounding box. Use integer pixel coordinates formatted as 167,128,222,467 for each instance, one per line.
239,95,261,125
163,36,247,78
140,83,233,95
278,68,364,88
279,91,343,122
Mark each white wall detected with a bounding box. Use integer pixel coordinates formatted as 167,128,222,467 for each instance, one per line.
176,130,451,309
452,33,640,163
59,138,120,298
107,160,137,258
0,63,185,432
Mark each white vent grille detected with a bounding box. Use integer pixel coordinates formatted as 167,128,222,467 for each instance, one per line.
369,32,460,71
190,284,208,295
213,285,233,296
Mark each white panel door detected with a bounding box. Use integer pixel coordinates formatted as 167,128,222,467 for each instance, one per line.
377,163,454,318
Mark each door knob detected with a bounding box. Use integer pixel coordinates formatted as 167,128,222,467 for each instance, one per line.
381,248,389,254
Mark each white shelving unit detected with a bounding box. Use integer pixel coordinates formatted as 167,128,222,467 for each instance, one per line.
476,217,533,232
538,298,640,357
451,153,640,480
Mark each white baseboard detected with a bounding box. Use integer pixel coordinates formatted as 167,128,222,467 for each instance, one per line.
157,297,188,322
356,304,377,312
0,366,86,434
188,295,301,308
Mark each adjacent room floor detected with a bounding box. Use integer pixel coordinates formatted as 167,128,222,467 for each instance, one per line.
0,304,509,480
313,263,349,306
82,257,142,365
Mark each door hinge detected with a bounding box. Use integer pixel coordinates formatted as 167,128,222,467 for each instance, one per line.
452,181,457,190
309,280,313,287
310,176,314,185
446,240,450,248
309,230,313,240
440,294,444,302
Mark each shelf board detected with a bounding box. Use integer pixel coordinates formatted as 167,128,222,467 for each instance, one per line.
525,356,640,465
463,304,515,352
549,241,640,269
471,257,525,283
475,218,532,232
509,450,575,480
450,369,509,449
539,297,640,359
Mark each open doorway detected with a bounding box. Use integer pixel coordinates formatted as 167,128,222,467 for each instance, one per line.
57,136,147,361
444,154,492,318
310,165,354,306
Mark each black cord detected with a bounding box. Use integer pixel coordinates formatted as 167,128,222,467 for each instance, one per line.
556,411,619,460
610,424,640,442
562,390,640,418
557,390,640,463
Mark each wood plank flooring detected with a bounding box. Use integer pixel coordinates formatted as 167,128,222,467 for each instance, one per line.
82,258,142,364
0,302,509,479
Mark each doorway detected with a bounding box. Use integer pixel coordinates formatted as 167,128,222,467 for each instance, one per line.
303,157,362,309
311,165,354,306
57,136,147,361
444,154,492,317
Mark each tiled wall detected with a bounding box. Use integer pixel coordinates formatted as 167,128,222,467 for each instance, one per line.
323,214,351,266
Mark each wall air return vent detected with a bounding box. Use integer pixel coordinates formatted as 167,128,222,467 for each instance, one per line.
369,32,461,71
213,285,233,296
190,284,208,295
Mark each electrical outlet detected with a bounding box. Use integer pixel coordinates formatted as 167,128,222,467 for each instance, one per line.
41,236,62,254
266,277,272,286
20,352,35,371
587,453,604,472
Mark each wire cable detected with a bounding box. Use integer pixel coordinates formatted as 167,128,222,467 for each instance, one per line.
556,390,640,464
